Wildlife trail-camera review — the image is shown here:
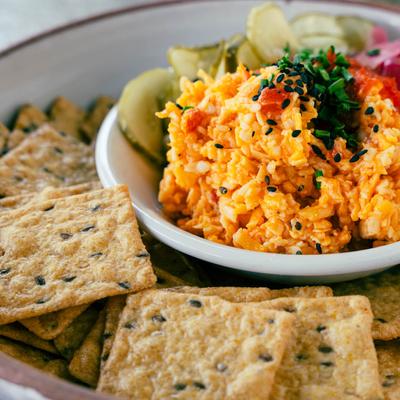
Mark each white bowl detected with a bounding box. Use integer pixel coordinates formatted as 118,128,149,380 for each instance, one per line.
90,0,400,285
96,106,400,284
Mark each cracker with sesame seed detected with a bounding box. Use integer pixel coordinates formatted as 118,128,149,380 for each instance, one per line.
0,125,97,197
0,181,102,212
0,337,72,380
80,96,116,141
68,309,106,386
264,296,381,400
98,290,295,399
333,268,400,340
13,104,48,133
54,305,99,361
0,184,156,324
0,122,9,156
376,340,400,400
0,322,58,354
20,304,90,340
168,285,333,302
48,96,85,140
100,269,191,370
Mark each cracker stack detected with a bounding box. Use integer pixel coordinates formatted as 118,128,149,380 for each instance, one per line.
0,99,397,400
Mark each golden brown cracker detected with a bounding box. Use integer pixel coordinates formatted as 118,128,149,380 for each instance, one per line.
0,185,156,324
20,304,89,340
13,104,48,132
0,125,97,197
68,309,106,387
80,96,115,141
333,268,400,340
376,340,400,400
0,336,71,379
0,122,9,156
98,290,295,400
0,322,57,354
0,181,102,212
54,306,99,360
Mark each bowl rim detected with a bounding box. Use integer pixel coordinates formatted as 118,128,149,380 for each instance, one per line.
97,107,400,277
0,0,399,398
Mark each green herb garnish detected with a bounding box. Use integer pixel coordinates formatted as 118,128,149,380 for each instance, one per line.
367,48,380,57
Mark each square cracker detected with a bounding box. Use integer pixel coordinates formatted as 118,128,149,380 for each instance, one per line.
0,184,156,324
68,309,106,387
48,96,85,140
0,181,102,212
13,104,48,132
100,268,191,369
20,304,89,340
376,340,400,400
333,268,400,340
54,305,99,360
0,125,97,197
98,290,295,400
169,285,333,302
80,96,116,141
0,322,57,354
0,337,71,380
264,296,381,400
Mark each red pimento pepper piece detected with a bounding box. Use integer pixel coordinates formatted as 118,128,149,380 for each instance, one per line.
258,88,291,117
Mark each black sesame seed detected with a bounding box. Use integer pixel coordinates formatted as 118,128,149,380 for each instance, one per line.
259,353,273,362
373,124,379,133
374,317,388,323
103,332,112,339
81,225,95,232
265,176,270,185
54,147,63,154
349,149,368,163
216,363,227,372
60,233,72,240
268,319,275,324
124,321,137,329
318,345,333,353
214,143,224,149
316,325,326,332
35,276,46,286
311,145,326,160
267,186,277,192
219,186,228,195
101,354,109,362
365,106,374,115
118,281,131,290
281,99,290,109
300,104,307,112
42,167,51,174
137,251,150,257
0,268,11,276
252,131,255,137
294,86,304,95
296,79,303,86
252,94,260,101
297,185,304,192
174,383,186,391
267,119,277,126
265,127,273,135
292,130,301,138
296,250,302,255
189,299,202,308
152,314,166,323
36,298,48,304
91,204,101,212
295,354,308,361
268,83,275,89
320,361,334,367
43,205,55,212
333,153,341,162
299,96,309,102
295,221,302,230
288,71,299,76
277,74,285,83
383,380,395,388
284,307,296,313
284,85,294,93
89,252,103,258
193,382,206,390
316,243,322,254
62,276,76,283
284,79,293,85
58,131,67,137
175,103,183,110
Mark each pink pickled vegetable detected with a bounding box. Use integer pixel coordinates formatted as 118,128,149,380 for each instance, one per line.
369,25,389,46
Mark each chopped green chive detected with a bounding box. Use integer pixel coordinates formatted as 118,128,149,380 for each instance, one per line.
367,48,380,57
314,129,330,139
182,106,194,112
314,170,323,190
